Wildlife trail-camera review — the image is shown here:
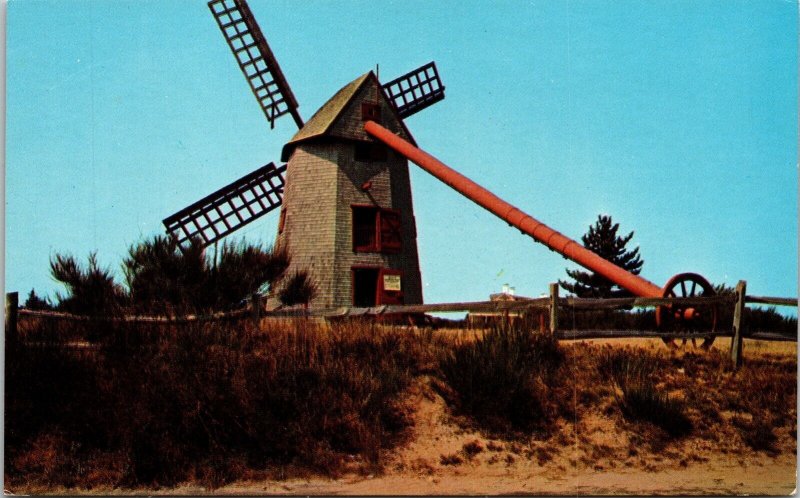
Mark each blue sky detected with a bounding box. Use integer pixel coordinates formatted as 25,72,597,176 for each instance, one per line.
6,0,798,309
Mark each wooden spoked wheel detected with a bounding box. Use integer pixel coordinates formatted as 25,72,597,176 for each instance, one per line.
656,273,717,349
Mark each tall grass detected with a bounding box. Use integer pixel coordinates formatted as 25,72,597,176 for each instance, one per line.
598,349,692,438
438,325,565,435
5,319,432,490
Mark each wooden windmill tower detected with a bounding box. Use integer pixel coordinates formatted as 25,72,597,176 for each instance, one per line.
162,0,445,309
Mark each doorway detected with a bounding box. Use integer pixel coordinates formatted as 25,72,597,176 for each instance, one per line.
352,267,379,307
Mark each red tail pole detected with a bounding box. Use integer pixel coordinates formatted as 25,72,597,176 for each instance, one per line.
364,121,663,298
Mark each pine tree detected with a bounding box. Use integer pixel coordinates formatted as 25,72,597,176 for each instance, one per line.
24,288,53,310
559,215,644,298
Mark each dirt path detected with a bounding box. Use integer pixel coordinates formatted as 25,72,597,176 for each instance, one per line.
203,460,795,495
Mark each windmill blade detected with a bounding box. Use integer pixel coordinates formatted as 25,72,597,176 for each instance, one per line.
382,62,445,119
163,163,286,249
208,0,303,129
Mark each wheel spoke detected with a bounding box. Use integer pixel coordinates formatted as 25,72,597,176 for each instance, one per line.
659,273,718,350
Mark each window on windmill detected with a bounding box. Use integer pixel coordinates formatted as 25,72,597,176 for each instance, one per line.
354,141,387,162
379,209,402,253
361,102,381,122
352,206,403,253
352,206,378,252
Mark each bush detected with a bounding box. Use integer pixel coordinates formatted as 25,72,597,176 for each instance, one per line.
5,319,428,490
599,349,692,438
279,270,319,307
50,253,126,315
123,236,290,314
47,236,292,316
439,324,564,435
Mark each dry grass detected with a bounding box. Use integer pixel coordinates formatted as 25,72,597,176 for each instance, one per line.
5,318,443,490
5,319,796,493
438,324,568,436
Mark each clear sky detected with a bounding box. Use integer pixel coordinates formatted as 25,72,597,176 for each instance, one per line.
6,0,798,309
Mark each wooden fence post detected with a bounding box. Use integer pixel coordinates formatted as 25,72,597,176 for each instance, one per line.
549,283,559,335
729,280,747,369
6,292,18,348
251,292,262,327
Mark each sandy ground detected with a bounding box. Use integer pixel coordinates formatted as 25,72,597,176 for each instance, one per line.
21,337,798,496
219,338,797,496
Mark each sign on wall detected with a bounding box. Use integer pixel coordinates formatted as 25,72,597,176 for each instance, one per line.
383,274,402,292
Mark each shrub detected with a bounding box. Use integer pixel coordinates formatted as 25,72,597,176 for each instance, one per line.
209,240,290,309
122,235,207,314
439,324,564,435
732,415,779,455
123,236,290,313
5,319,428,490
279,270,319,307
50,252,126,315
599,349,692,438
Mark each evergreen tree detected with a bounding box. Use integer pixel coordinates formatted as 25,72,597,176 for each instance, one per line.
559,215,644,298
23,288,53,310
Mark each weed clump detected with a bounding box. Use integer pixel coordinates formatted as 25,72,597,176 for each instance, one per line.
439,325,564,436
732,416,779,455
599,349,692,439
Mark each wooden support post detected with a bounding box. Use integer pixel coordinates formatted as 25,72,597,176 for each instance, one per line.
549,283,559,334
251,293,262,327
6,292,18,349
730,280,747,369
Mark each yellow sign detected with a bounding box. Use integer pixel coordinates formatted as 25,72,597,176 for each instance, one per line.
383,274,401,292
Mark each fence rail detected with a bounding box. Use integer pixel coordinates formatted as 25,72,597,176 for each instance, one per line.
17,307,250,323
745,295,797,307
6,283,797,368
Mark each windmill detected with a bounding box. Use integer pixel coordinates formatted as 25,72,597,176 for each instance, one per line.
162,0,446,309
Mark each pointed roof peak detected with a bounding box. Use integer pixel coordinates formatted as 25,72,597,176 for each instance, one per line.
281,71,413,161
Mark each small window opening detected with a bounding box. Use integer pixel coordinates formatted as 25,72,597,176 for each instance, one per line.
361,102,382,122
352,206,379,252
354,142,388,162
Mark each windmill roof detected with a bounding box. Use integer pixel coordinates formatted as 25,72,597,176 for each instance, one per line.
281,71,415,161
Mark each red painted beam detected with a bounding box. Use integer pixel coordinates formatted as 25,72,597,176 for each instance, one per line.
364,120,663,298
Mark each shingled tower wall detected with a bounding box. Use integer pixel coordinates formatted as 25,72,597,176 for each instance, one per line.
274,72,423,309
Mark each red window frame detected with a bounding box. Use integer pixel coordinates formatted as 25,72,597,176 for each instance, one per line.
352,205,403,253
379,209,402,254
352,205,379,252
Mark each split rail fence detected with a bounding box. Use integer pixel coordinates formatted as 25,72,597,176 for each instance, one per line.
5,280,796,369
